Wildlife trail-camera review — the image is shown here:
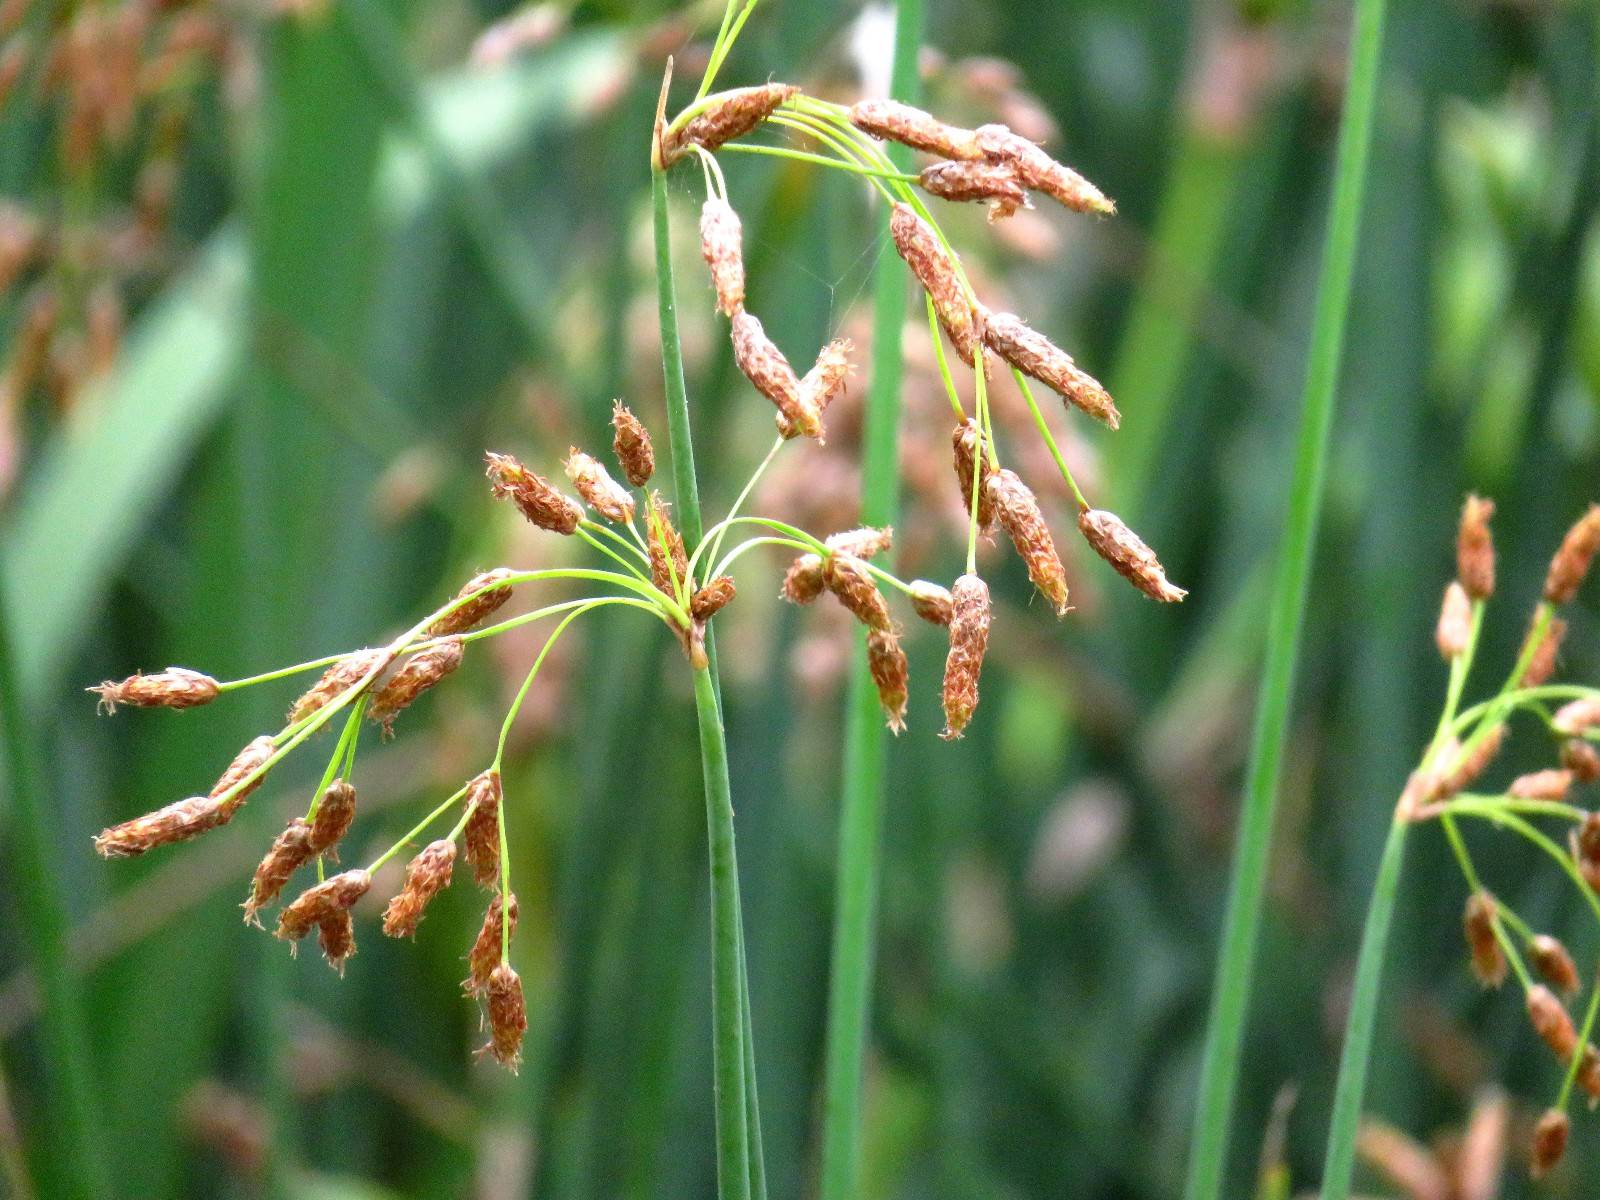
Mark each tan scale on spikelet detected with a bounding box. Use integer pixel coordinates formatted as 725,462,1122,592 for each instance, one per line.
481,962,528,1070
94,795,228,858
987,468,1069,615
781,554,824,605
308,780,357,859
690,576,737,622
484,451,583,535
867,628,909,734
890,202,978,365
89,666,218,712
825,526,893,560
564,448,635,524
730,310,817,439
699,196,745,317
368,637,464,736
974,124,1114,215
1435,581,1471,659
1562,739,1599,784
952,419,995,529
275,869,370,947
908,580,954,626
982,309,1120,429
317,911,356,975
465,891,518,996
462,770,503,888
244,817,315,925
920,159,1029,220
1510,769,1573,802
661,83,797,164
823,553,891,631
799,338,852,426
611,401,654,487
382,839,457,938
1462,891,1505,989
1544,504,1600,605
1526,985,1578,1062
428,568,516,637
1529,935,1580,998
1531,1109,1569,1179
1521,614,1566,687
940,574,991,740
1456,495,1496,600
287,648,391,726
848,98,982,160
1077,509,1185,602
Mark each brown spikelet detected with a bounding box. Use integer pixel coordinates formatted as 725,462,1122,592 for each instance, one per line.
1456,495,1496,600
89,666,218,713
1527,985,1578,1062
731,311,817,439
646,493,691,600
244,818,315,925
823,554,892,631
690,576,737,622
484,451,583,535
1510,769,1573,802
920,159,1028,220
481,962,528,1070
317,912,356,975
1435,581,1471,659
381,839,457,938
781,554,825,605
1552,697,1600,738
1431,725,1505,801
465,891,518,996
1522,614,1566,688
1077,509,1186,602
699,196,745,317
1579,1045,1600,1107
308,780,357,859
890,202,977,365
94,795,228,858
987,468,1069,615
1573,813,1600,893
275,869,371,945
799,337,852,423
1544,504,1600,605
849,98,982,160
1531,1108,1569,1179
611,401,654,487
1463,891,1506,988
974,124,1114,215
825,527,893,560
1529,935,1580,998
983,309,1120,429
908,580,955,626
462,771,503,888
287,648,390,726
940,574,991,739
1561,740,1600,785
564,448,635,524
369,637,465,735
952,419,995,529
428,568,516,637
867,628,909,734
662,83,798,163
209,735,276,807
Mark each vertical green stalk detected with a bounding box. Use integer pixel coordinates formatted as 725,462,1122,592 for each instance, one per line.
1182,1,1389,1197
651,165,755,1200
818,2,922,1196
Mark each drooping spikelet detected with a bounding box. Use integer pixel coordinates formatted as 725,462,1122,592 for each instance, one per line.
987,468,1069,615
867,628,909,734
690,576,737,622
244,818,315,925
825,526,893,560
799,338,852,424
1077,509,1186,602
275,869,371,947
1510,769,1573,802
484,451,583,535
781,554,825,604
1553,697,1600,737
1573,813,1600,892
611,401,654,487
890,202,977,365
731,310,817,439
465,891,518,996
287,648,391,726
823,554,892,631
1530,935,1580,998
848,98,982,160
317,912,356,975
564,448,635,524
646,493,691,600
940,574,991,740
982,310,1120,429
1531,1109,1569,1179
308,780,357,859
1544,504,1600,605
908,580,955,626
428,568,516,637
952,419,995,529
481,962,528,1070
1462,891,1505,988
974,124,1114,215
462,770,503,888
1435,581,1471,659
1526,985,1579,1062
94,795,229,858
89,666,218,712
920,159,1028,220
382,839,457,938
1457,495,1496,600
209,734,276,806
699,196,745,317
368,637,465,736
661,83,797,163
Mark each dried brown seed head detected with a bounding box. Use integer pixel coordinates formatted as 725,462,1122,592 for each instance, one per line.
974,124,1114,214
308,780,357,859
1526,984,1578,1061
611,401,654,487
823,553,892,631
699,196,745,317
987,468,1069,615
465,891,518,996
799,337,852,423
1463,891,1506,989
867,628,909,734
1456,495,1496,600
381,839,457,938
1562,740,1600,784
849,98,982,160
1529,935,1580,998
908,579,955,626
1573,813,1600,893
209,734,276,807
952,419,996,529
824,526,893,560
481,962,528,1070
317,911,356,975
730,311,816,439
890,202,978,365
1077,509,1186,602
244,817,315,925
690,576,737,622
1552,697,1600,738
646,493,691,601
1579,1045,1600,1107
940,573,991,739
369,637,465,736
275,869,371,945
1435,581,1472,659
94,795,228,858
428,568,516,637
89,666,218,713
982,309,1120,428
287,649,391,727
662,83,797,163
1530,1109,1569,1179
1510,769,1573,803
462,770,503,888
484,451,583,535
1522,614,1566,688
781,554,825,605
1544,504,1600,605
564,447,636,524
1430,725,1505,801
920,159,1030,221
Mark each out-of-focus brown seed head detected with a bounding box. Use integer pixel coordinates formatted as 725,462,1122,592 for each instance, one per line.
275,869,371,947
974,124,1114,215
1574,813,1600,893
646,492,691,601
1544,504,1600,605
825,526,893,560
1529,935,1580,998
89,666,219,713
1562,740,1600,785
799,338,852,425
1522,614,1566,688
94,795,228,858
781,553,825,605
465,891,518,996
690,576,737,622
731,311,817,439
890,202,978,365
462,770,503,888
824,553,892,631
1435,581,1472,659
920,159,1029,220
308,780,357,859
849,98,982,160
941,573,991,739
564,447,635,524
381,839,457,938
1530,1109,1569,1179
484,451,583,535
1077,508,1185,602
1430,725,1505,802
1456,495,1496,600
1510,769,1573,803
287,648,390,726
1579,1046,1600,1107
867,627,909,734
369,637,465,736
1552,697,1600,738
661,83,797,163
611,401,654,487
987,468,1069,615
1463,891,1506,989
428,568,516,637
1526,984,1578,1062
982,310,1119,429
909,579,955,626
209,734,276,807
481,962,528,1070
244,817,315,925
699,196,745,317
952,419,995,529
317,911,356,975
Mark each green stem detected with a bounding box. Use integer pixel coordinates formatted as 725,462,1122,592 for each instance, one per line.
818,3,921,1197
1184,0,1389,1195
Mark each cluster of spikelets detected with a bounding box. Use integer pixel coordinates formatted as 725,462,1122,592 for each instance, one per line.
1400,497,1600,1177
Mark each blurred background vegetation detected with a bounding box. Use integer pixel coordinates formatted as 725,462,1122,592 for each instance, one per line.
1,0,1598,1197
